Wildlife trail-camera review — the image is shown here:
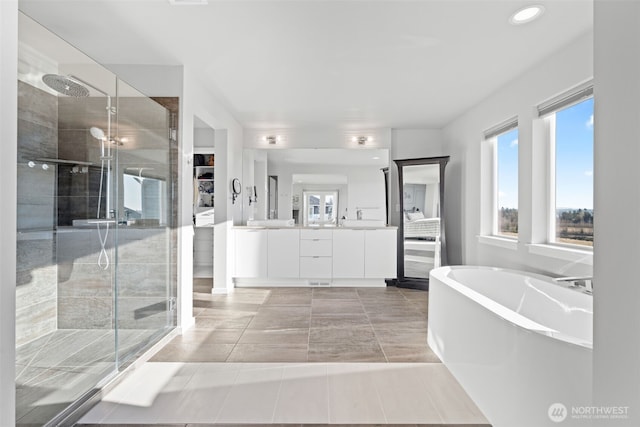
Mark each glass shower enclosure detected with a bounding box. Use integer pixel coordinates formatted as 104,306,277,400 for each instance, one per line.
16,13,177,426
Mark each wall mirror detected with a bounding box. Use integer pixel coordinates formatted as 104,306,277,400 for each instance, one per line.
242,148,389,225
394,156,449,289
268,175,278,219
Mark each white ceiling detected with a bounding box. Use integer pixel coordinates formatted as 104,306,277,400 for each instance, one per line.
20,0,593,129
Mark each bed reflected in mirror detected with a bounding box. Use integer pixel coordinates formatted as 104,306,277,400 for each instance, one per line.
403,164,441,279
394,156,449,288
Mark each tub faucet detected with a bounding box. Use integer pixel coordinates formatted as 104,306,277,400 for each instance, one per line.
552,276,593,294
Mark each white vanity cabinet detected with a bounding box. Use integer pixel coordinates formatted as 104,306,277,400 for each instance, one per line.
233,226,396,285
332,229,365,278
267,229,300,278
364,228,397,278
299,229,332,278
234,228,268,278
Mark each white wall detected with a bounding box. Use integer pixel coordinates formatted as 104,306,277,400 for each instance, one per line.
0,2,18,426
181,69,243,297
194,127,215,149
593,1,640,424
442,31,594,275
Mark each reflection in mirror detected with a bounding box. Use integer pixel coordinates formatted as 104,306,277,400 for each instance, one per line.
403,164,441,279
243,149,388,226
123,170,167,224
303,190,338,226
394,156,449,288
268,175,278,219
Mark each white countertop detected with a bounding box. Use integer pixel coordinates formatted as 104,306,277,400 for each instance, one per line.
233,225,397,230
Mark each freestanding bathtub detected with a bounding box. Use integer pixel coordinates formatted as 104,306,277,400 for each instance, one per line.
427,266,592,427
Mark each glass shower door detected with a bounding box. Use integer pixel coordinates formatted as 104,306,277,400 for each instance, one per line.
16,13,176,426
113,79,176,366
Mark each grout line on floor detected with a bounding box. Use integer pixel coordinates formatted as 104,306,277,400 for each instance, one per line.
268,362,286,423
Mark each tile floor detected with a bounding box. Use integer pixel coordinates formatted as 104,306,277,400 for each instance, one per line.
79,362,490,426
151,280,439,363
77,281,491,426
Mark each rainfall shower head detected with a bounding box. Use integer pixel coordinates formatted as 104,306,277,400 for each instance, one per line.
90,127,105,140
42,74,90,97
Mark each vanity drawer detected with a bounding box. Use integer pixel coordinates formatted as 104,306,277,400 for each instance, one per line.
300,239,332,256
300,229,333,240
300,256,332,278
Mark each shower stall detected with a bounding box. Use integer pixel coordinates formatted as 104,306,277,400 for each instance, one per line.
16,13,177,426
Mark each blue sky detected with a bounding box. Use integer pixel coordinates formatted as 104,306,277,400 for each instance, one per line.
497,128,519,209
555,97,594,210
496,97,594,210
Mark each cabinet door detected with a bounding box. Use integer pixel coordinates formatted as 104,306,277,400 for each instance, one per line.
332,230,365,278
364,229,397,278
268,229,300,278
235,229,268,278
299,257,332,278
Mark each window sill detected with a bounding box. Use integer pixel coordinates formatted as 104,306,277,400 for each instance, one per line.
477,235,519,250
527,243,593,265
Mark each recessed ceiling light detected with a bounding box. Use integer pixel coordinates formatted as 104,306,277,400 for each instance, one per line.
168,0,208,5
372,156,380,160
509,5,544,25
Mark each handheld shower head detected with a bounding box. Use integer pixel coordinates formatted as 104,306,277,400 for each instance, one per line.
90,127,105,140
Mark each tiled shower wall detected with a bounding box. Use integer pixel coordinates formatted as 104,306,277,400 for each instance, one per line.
16,81,58,346
17,87,178,340
55,96,178,331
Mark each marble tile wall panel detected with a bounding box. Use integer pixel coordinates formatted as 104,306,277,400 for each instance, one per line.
16,298,56,347
117,297,170,330
57,129,90,163
16,81,58,345
57,296,113,329
56,228,114,328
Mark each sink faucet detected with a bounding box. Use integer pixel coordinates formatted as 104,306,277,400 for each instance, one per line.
552,276,593,294
356,209,363,220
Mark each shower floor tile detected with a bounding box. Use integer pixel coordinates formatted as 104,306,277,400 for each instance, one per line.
15,328,162,426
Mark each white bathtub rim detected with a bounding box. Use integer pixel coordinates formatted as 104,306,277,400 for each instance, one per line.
430,265,593,349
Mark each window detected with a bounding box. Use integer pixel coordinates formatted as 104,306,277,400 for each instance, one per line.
550,97,594,246
496,128,519,237
484,118,519,238
303,191,338,226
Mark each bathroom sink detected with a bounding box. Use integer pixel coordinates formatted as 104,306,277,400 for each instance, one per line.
341,219,386,228
246,219,295,227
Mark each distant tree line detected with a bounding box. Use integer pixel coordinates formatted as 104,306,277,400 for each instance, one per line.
557,208,593,243
557,208,593,225
498,208,594,243
499,207,518,234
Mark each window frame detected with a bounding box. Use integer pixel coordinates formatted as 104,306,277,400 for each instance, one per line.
483,117,519,240
302,190,339,226
537,82,594,250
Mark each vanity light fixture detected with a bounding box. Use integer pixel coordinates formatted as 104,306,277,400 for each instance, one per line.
262,135,282,145
509,5,544,25
352,136,374,145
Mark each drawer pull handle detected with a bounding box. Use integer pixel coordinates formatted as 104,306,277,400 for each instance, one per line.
313,256,319,258
313,239,320,241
